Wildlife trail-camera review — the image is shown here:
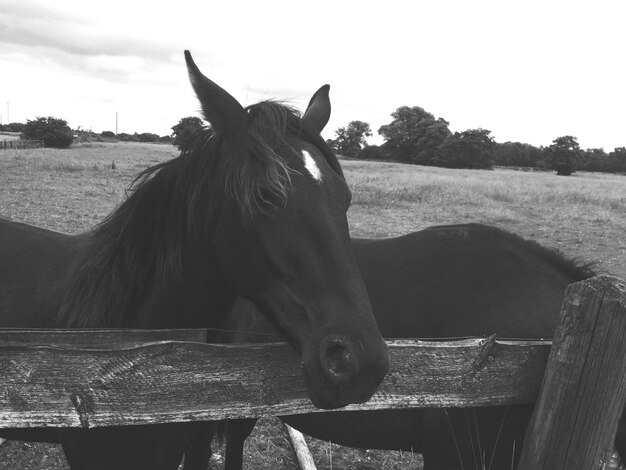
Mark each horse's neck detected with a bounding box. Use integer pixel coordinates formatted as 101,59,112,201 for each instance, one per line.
131,252,238,330
60,220,237,329
220,298,279,343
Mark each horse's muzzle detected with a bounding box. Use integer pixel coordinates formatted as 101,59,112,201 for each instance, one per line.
304,334,389,409
319,334,361,384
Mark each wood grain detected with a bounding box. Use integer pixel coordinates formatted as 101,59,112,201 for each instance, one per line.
518,275,626,470
0,334,550,428
0,328,207,348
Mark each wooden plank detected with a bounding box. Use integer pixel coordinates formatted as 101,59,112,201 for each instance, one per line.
518,276,626,470
0,328,207,348
0,336,551,428
286,424,317,470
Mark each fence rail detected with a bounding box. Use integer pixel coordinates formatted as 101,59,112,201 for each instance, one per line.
0,140,43,150
0,334,551,428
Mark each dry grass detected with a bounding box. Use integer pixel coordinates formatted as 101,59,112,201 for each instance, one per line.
0,142,178,233
344,160,626,279
1,143,625,469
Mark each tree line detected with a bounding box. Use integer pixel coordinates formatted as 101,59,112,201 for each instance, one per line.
328,106,626,176
0,115,206,150
0,118,172,149
5,112,624,176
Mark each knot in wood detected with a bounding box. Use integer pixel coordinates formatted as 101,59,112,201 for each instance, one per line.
70,390,95,428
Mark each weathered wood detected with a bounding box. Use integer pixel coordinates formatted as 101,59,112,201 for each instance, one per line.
518,275,626,470
286,424,317,470
0,335,550,428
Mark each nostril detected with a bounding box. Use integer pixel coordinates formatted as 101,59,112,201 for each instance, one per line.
319,335,360,384
326,343,352,375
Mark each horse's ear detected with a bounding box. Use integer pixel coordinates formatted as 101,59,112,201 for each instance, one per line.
184,50,247,133
302,85,331,134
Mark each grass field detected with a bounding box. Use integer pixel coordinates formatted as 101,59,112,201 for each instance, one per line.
0,142,625,469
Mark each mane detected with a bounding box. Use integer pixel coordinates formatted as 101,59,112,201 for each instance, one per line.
57,100,311,327
484,224,598,281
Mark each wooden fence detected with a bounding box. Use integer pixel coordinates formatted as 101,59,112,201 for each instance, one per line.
0,275,625,468
0,140,43,150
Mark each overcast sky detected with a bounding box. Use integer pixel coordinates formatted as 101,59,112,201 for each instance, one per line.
1,0,624,150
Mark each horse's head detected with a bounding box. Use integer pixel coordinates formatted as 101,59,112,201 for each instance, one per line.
185,51,388,409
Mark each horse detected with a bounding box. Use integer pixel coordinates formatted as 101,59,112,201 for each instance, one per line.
0,51,389,469
206,223,620,470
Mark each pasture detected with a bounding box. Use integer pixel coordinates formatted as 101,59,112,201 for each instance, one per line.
0,142,625,469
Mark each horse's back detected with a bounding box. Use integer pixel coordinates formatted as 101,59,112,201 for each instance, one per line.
230,222,582,340
353,223,585,339
0,217,87,326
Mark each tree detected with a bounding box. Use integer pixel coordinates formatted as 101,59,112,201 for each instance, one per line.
607,147,626,173
171,116,204,151
545,135,581,176
2,122,25,133
22,117,74,148
330,121,372,158
493,141,544,168
356,144,391,161
579,148,608,172
378,106,451,165
413,118,452,165
435,128,495,169
101,131,116,138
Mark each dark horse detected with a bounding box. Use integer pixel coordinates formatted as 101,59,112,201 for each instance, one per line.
0,51,389,469
208,223,622,470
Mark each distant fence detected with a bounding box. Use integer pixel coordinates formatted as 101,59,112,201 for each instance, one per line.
1,140,44,150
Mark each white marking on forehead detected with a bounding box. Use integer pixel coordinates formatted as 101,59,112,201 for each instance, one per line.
301,150,323,182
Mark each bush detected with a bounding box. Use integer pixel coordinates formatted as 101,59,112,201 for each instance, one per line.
356,145,388,161
137,132,160,143
171,116,204,151
22,117,74,148
117,133,138,142
101,131,116,138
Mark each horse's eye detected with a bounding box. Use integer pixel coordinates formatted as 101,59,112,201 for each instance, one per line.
257,189,282,212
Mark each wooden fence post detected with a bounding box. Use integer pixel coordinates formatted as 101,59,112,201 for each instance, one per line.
518,275,626,470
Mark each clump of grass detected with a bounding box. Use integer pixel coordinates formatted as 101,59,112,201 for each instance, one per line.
310,440,423,470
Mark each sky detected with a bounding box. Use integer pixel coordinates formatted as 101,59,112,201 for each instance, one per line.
0,0,625,150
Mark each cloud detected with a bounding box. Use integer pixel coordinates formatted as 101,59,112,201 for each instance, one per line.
0,1,79,23
0,7,178,61
0,0,189,92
